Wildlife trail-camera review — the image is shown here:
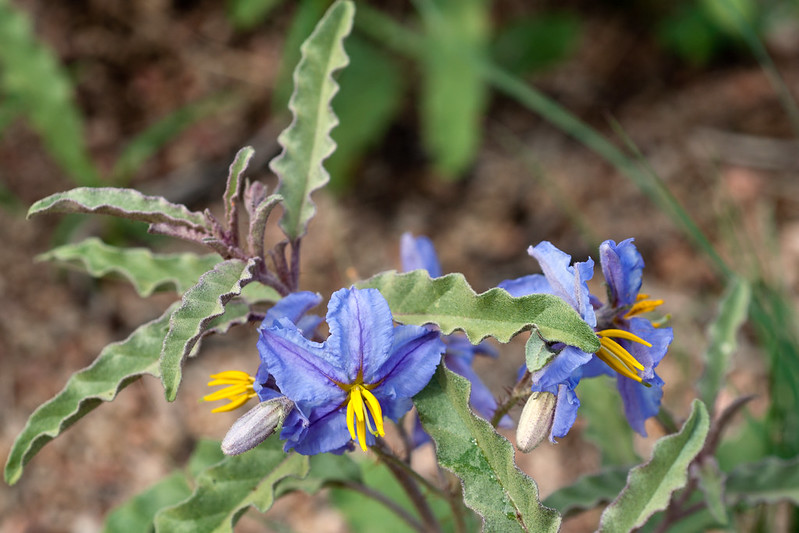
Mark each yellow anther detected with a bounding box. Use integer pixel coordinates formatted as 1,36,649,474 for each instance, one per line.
597,347,644,383
598,329,653,348
344,383,385,451
204,370,257,413
599,336,645,371
625,299,665,318
361,388,385,437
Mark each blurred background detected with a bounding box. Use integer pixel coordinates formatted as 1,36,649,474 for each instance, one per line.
1,0,798,531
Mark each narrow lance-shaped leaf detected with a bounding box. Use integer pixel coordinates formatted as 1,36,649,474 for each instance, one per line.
358,270,600,352
28,187,210,232
160,258,258,401
103,472,192,533
598,400,710,532
697,276,751,413
154,437,309,533
270,0,355,240
725,455,799,506
37,238,222,297
223,146,255,234
4,304,178,485
542,466,629,518
415,365,562,532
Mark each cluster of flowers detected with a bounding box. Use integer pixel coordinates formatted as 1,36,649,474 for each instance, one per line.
205,235,672,456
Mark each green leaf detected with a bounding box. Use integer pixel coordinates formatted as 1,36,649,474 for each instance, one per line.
28,187,210,233
417,0,489,178
160,259,258,401
326,34,404,191
188,440,228,479
37,238,222,297
524,332,556,374
227,0,286,31
103,472,192,533
154,437,309,533
4,304,177,485
726,456,799,506
598,400,710,532
694,457,727,524
542,466,629,518
275,453,361,497
697,276,751,413
0,0,100,186
270,0,355,240
223,146,255,232
358,270,600,352
415,365,562,532
578,376,639,467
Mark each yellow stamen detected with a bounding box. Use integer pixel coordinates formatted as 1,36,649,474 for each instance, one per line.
344,383,386,451
599,337,645,371
204,370,257,412
637,293,650,300
597,346,644,383
361,388,385,437
597,329,652,348
346,395,357,440
625,299,664,318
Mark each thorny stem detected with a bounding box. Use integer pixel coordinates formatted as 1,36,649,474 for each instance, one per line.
326,480,426,533
490,371,532,427
373,442,443,533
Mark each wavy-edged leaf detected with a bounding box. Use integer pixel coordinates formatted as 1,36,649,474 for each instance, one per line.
697,276,750,413
160,258,258,401
598,400,710,532
0,0,99,186
270,0,355,240
223,146,254,232
415,365,562,532
358,270,600,352
4,304,177,485
726,455,799,506
154,437,309,533
103,472,192,533
37,238,222,297
542,466,629,518
28,187,210,232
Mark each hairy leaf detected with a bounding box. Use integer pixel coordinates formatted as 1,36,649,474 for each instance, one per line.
161,259,258,401
103,472,192,533
5,304,177,485
223,146,254,233
697,276,750,413
415,365,562,532
0,0,99,186
726,456,799,506
154,437,309,533
28,187,210,232
37,238,222,297
417,0,489,177
270,0,355,240
359,270,600,352
598,400,710,532
542,466,629,518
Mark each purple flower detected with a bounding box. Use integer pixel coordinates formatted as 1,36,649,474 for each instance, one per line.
257,287,445,455
401,233,510,438
500,240,672,441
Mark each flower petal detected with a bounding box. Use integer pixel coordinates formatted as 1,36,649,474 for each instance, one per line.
532,345,592,390
599,239,644,308
286,403,354,455
372,326,443,399
627,317,673,380
400,233,442,277
498,273,552,298
528,242,596,326
550,383,580,440
326,288,396,381
263,291,323,328
617,372,664,436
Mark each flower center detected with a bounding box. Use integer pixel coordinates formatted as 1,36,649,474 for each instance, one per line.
595,329,651,384
204,370,258,413
344,383,385,451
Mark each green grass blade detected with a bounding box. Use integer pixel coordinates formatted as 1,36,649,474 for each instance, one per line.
160,259,258,401
28,187,210,233
358,270,600,352
154,438,309,533
415,0,489,178
270,0,355,240
598,400,710,532
697,276,751,414
415,365,562,532
0,0,100,186
542,466,629,518
103,472,192,533
4,304,178,485
37,238,222,297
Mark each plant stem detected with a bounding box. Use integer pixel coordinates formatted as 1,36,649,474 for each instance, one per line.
491,371,531,427
326,480,426,533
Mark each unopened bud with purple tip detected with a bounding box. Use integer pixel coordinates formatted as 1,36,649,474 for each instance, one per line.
221,396,294,456
516,391,557,453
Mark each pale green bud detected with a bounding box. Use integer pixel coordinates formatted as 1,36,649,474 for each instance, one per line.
221,396,294,455
516,391,557,453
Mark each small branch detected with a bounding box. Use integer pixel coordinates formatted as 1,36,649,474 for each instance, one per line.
290,238,302,292
326,480,426,533
704,394,756,456
491,372,532,427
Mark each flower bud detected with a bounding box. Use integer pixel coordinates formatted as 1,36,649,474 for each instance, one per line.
516,391,557,453
221,396,294,456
